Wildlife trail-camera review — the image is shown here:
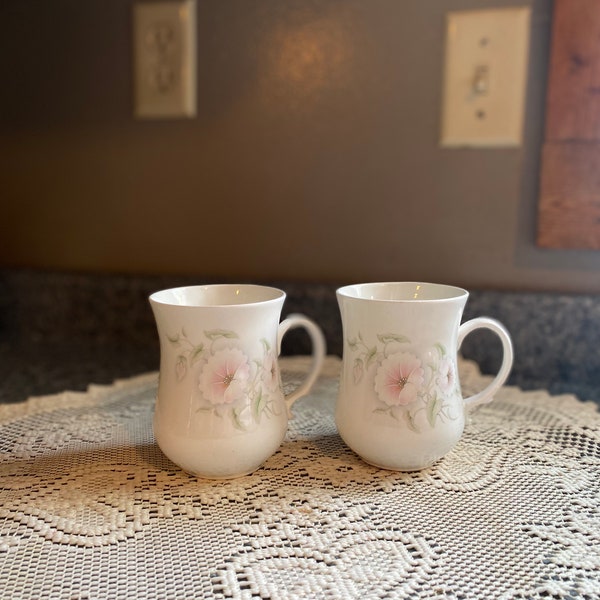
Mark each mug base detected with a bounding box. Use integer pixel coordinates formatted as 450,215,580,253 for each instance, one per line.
361,456,439,472
154,417,286,480
185,467,258,480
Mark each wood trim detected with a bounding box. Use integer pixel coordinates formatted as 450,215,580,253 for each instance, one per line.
545,0,600,140
537,142,600,249
537,0,600,249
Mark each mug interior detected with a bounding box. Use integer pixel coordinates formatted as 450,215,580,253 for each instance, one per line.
150,284,285,307
337,282,468,302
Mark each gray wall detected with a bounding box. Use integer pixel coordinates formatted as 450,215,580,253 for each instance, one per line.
2,0,600,292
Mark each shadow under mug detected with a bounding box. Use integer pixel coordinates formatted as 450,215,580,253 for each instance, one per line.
336,282,513,471
149,284,325,479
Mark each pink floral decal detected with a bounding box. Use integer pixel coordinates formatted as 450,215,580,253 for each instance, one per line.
374,353,424,407
166,329,281,430
200,349,251,406
262,351,280,393
347,333,459,431
436,356,455,393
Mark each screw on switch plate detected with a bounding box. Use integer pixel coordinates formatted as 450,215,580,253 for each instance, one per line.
440,7,531,148
133,0,196,119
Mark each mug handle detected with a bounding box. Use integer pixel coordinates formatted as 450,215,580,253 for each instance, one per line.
457,317,514,407
277,313,326,417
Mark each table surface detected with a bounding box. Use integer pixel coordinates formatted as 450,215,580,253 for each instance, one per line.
1,357,599,600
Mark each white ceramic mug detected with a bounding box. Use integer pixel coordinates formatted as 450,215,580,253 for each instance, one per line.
149,284,325,478
336,282,513,471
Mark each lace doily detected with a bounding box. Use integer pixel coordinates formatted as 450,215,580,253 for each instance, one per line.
1,357,599,600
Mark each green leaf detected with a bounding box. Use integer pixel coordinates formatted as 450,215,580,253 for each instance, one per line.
348,338,359,351
434,343,446,357
366,346,378,368
404,410,420,433
253,389,267,420
204,329,239,340
167,333,180,345
353,358,364,384
190,344,205,364
175,355,188,381
377,333,410,344
261,338,271,353
426,394,443,428
231,409,246,431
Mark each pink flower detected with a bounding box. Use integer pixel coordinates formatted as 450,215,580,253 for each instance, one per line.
200,349,250,406
436,357,455,393
262,352,280,393
374,352,424,406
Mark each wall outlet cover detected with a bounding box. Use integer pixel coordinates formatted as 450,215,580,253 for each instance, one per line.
133,0,197,119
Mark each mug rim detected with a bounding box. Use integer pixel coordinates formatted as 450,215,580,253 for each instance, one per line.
336,281,468,303
149,284,286,308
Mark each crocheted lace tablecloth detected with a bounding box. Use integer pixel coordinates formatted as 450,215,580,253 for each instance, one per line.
1,357,599,600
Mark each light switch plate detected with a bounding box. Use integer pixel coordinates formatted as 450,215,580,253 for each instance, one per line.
133,0,196,119
440,7,531,148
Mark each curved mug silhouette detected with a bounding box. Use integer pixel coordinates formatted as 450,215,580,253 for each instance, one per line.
336,282,513,471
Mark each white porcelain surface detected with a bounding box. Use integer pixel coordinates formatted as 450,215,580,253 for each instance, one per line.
336,282,513,471
150,284,325,478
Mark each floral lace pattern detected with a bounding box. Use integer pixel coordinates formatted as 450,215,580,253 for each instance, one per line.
1,357,599,599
